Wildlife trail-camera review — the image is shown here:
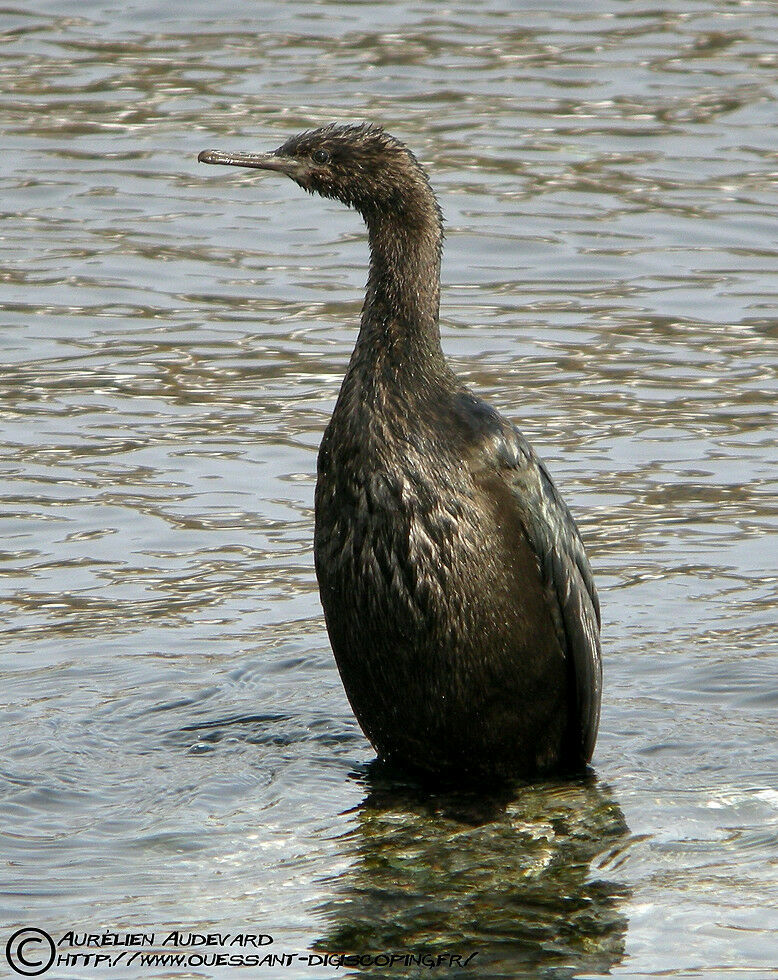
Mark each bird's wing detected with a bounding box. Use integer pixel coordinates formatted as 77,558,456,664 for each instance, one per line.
457,392,602,763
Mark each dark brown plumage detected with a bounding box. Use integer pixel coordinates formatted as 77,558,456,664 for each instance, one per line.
199,123,602,782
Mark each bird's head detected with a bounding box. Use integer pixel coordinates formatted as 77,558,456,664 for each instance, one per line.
199,122,438,222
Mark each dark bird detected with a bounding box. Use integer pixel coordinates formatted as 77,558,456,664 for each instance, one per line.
198,123,602,782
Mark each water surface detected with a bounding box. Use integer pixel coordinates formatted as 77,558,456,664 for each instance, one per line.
1,1,777,977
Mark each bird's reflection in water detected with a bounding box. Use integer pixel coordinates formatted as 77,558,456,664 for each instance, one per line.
313,765,630,979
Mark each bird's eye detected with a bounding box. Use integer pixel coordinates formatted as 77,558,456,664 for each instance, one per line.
312,148,331,165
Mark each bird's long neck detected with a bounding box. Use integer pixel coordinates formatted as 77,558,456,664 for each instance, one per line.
352,184,448,385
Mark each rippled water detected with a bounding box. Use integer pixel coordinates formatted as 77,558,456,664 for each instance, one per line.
1,1,777,977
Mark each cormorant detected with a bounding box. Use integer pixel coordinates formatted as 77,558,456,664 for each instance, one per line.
198,123,602,781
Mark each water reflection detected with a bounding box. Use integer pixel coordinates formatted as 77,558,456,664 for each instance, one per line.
315,768,630,979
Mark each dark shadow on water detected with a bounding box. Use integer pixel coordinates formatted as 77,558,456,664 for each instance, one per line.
313,762,630,980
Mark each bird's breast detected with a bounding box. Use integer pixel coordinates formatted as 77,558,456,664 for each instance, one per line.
314,414,488,638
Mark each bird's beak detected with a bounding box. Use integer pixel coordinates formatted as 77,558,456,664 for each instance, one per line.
198,148,300,176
